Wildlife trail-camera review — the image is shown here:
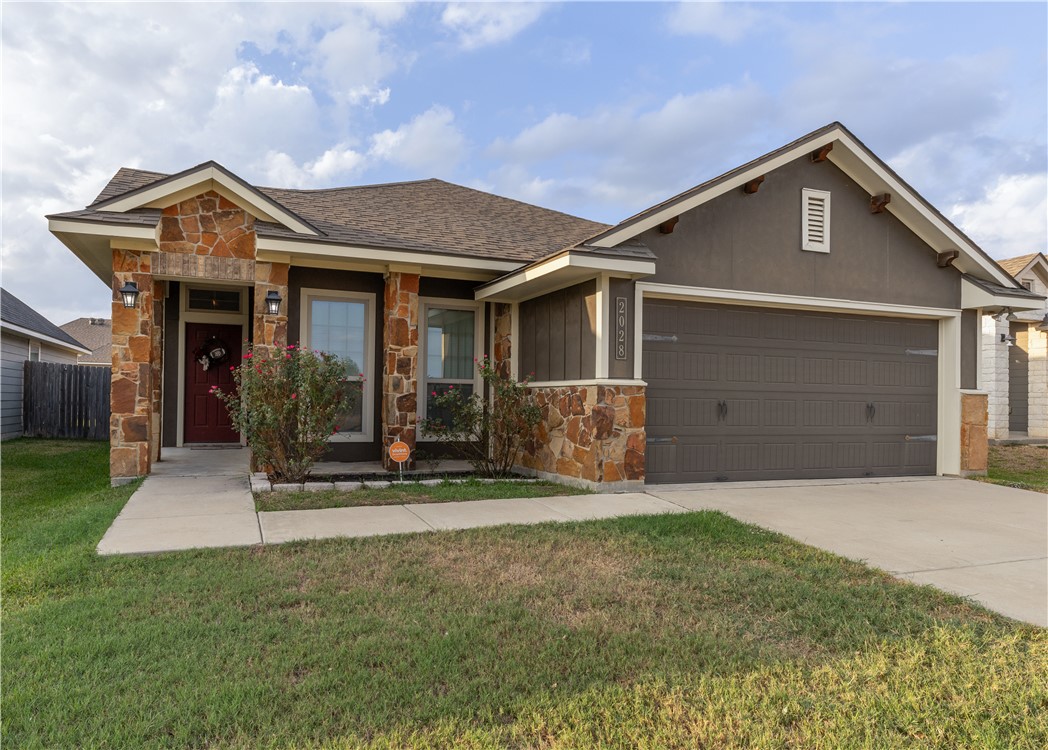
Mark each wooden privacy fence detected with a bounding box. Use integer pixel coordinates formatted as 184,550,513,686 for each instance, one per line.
23,361,111,440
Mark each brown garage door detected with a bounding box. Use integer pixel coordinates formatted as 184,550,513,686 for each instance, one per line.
643,300,938,483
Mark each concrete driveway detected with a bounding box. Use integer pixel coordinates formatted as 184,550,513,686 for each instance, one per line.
648,476,1047,627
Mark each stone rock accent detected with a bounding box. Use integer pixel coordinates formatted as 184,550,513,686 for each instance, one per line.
981,315,1010,439
111,248,156,483
520,384,645,486
960,392,988,476
492,302,512,379
1028,326,1048,439
382,272,419,469
157,191,255,259
253,261,289,355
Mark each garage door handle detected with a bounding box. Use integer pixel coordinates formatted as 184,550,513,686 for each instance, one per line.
718,400,728,421
646,436,678,445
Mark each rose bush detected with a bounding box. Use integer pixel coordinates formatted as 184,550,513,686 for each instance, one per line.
419,355,540,478
212,343,358,483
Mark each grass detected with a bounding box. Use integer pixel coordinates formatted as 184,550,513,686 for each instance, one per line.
3,439,1046,749
981,444,1048,491
255,478,591,512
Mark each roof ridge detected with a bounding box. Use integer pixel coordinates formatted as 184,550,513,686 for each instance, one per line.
423,178,609,227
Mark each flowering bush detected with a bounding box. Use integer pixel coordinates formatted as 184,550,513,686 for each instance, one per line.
211,343,358,483
419,355,540,478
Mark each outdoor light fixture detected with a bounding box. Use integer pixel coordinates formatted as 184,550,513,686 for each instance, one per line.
1006,309,1018,321
1038,314,1048,332
1000,333,1017,345
264,290,282,315
119,281,140,309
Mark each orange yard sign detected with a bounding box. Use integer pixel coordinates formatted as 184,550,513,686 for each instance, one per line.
389,441,410,464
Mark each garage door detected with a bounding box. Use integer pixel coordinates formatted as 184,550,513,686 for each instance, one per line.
643,300,938,483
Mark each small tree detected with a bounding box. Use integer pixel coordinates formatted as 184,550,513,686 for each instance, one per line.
212,344,358,483
419,355,540,478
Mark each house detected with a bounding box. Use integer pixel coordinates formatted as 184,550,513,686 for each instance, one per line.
60,317,113,366
982,253,1048,441
1,288,92,440
47,122,1044,487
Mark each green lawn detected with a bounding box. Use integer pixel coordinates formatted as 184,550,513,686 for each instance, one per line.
256,479,590,512
982,444,1048,491
3,440,1046,749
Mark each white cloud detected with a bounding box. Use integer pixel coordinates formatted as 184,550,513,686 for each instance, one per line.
441,2,546,50
950,174,1048,259
259,145,368,189
369,105,467,174
667,1,765,43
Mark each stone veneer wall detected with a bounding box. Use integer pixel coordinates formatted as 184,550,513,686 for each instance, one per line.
960,392,988,476
981,315,1010,439
382,272,419,469
519,384,645,488
158,191,255,258
1029,325,1048,439
492,303,512,379
111,249,156,482
253,261,289,355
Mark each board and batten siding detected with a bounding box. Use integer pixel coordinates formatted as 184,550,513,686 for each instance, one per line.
1,331,79,439
519,280,597,382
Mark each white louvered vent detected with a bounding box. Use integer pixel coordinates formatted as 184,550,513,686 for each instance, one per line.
802,188,831,253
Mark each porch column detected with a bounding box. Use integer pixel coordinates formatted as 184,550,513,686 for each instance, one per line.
110,248,155,485
382,271,419,469
253,261,289,355
981,315,1010,439
492,302,513,379
1029,325,1048,439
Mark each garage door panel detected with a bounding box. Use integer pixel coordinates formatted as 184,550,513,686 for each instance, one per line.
644,299,938,483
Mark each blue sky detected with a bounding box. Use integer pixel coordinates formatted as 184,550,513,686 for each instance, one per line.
2,1,1046,322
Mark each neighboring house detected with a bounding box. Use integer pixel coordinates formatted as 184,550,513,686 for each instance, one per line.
60,317,113,366
981,253,1048,440
47,122,1043,487
1,288,92,440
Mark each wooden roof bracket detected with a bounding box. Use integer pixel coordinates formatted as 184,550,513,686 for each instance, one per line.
937,250,960,268
742,176,765,195
870,193,891,213
659,216,680,234
810,143,833,162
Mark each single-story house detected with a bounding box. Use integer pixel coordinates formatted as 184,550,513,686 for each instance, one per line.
60,317,113,366
47,122,1044,487
1,287,92,440
982,252,1048,440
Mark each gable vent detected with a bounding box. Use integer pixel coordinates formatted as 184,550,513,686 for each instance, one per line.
802,188,831,253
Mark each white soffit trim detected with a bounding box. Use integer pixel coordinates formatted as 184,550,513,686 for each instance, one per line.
960,277,1044,312
48,218,156,242
639,282,961,320
0,321,93,355
96,166,319,236
593,127,1016,289
257,237,520,275
475,252,656,302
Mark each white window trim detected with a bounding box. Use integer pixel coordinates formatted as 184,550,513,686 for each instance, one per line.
417,297,484,442
801,188,831,253
300,288,376,444
28,341,41,361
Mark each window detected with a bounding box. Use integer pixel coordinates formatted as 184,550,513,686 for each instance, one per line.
1021,280,1032,291
301,289,374,441
187,287,242,313
801,188,831,253
29,341,41,361
420,302,480,430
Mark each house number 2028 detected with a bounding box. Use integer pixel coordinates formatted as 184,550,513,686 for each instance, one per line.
614,296,628,360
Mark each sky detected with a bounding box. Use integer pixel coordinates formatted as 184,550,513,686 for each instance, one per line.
2,1,1046,324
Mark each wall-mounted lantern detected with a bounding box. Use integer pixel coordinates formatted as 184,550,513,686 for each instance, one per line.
1000,333,1017,345
264,290,283,315
119,281,140,309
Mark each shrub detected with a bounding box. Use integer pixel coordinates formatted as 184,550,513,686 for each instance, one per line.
212,344,358,483
419,356,540,478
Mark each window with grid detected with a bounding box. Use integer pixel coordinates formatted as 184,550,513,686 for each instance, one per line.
306,295,370,437
422,306,476,428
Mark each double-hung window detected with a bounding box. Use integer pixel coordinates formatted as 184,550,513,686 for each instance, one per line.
301,289,374,441
420,301,481,432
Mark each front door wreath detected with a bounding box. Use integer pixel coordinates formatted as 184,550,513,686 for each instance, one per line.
194,337,230,371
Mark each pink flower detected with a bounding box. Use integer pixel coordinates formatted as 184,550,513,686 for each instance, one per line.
243,352,252,359
431,391,437,397
287,344,296,350
286,353,291,359
291,393,297,400
229,366,235,371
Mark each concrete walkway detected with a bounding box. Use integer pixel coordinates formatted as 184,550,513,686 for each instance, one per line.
97,447,260,555
98,462,1046,626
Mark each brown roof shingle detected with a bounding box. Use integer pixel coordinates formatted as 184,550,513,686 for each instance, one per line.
997,253,1043,277
66,168,610,264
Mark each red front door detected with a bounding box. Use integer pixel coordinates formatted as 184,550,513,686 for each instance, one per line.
184,322,242,443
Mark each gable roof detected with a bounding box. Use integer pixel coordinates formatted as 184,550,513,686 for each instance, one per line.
59,317,112,365
998,252,1047,278
582,122,1023,290
51,168,609,266
0,288,92,353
